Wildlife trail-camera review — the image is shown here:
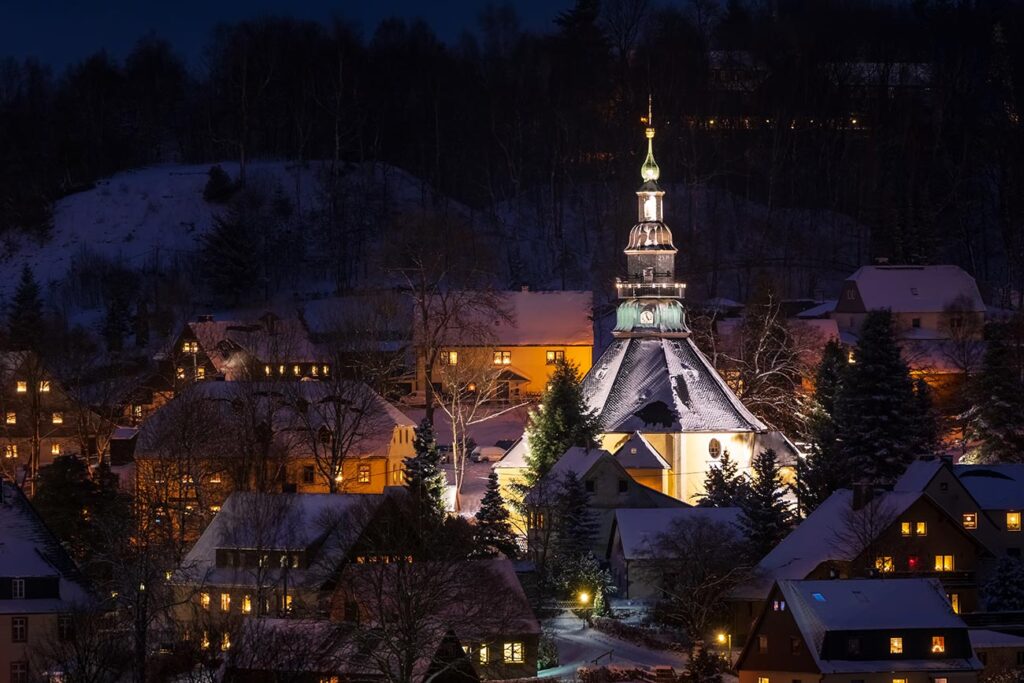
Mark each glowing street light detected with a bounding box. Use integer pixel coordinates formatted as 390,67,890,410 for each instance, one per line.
717,631,733,664
578,591,590,605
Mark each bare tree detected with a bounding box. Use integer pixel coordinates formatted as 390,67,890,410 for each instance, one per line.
829,492,899,576
29,606,129,683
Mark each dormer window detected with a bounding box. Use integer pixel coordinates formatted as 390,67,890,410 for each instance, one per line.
12,578,25,599
890,637,903,654
15,381,27,393
963,512,977,529
910,287,919,296
182,341,199,354
931,636,945,654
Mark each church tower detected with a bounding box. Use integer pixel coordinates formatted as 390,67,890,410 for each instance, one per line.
614,103,687,338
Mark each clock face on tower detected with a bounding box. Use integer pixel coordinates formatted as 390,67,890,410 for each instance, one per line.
639,307,655,325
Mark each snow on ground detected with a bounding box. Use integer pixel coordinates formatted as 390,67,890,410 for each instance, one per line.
542,611,688,678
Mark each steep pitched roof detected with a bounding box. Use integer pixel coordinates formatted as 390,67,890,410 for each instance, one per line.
777,578,979,674
0,480,92,613
611,432,670,470
953,464,1024,510
185,317,327,379
582,337,767,434
893,458,946,493
844,265,985,314
614,507,741,560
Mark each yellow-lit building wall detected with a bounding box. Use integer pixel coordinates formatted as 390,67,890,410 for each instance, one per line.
417,345,593,397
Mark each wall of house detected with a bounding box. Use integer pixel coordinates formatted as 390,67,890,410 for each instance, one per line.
923,468,1003,562
740,671,978,683
417,345,592,397
738,587,819,676
975,645,1024,678
0,611,61,683
680,432,756,504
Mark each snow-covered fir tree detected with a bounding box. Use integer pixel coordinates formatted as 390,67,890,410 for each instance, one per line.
552,471,597,559
796,340,849,514
982,556,1024,610
404,419,447,518
970,321,1024,463
835,310,935,484
472,471,519,559
738,448,793,562
7,265,43,351
698,450,747,507
522,360,598,484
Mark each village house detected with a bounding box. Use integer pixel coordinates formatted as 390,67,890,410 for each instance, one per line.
0,479,93,683
968,629,1024,679
415,289,594,402
737,578,981,683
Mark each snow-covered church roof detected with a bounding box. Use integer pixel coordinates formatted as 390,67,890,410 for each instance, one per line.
581,336,767,434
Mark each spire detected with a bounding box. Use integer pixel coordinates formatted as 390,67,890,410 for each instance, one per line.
641,94,660,183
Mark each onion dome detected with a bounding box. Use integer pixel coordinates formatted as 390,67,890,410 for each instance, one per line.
626,222,676,252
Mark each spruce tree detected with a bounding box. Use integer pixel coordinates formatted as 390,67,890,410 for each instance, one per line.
404,419,447,518
738,449,793,562
552,471,598,559
202,164,236,203
200,208,260,306
472,471,519,559
835,310,928,484
699,450,747,507
7,265,43,351
523,360,598,484
797,340,850,514
982,556,1024,611
970,321,1024,462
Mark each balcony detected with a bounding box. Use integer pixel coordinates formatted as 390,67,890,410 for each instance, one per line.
616,279,686,299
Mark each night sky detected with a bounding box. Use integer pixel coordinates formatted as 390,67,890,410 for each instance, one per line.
1,0,577,70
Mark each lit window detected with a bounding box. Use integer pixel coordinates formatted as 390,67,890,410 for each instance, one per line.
182,341,198,353
643,194,658,221
935,555,955,571
908,556,919,570
931,636,945,654
963,512,977,529
209,505,220,512
278,365,285,375
220,632,231,651
311,365,318,376
293,365,301,376
175,367,185,380
51,412,63,425
901,522,911,536
200,592,210,610
894,679,907,683
479,643,489,664
875,556,894,573
241,595,252,614
196,367,205,380
12,578,25,599
280,593,293,613
503,642,524,664
200,631,210,650
758,678,770,683
916,522,927,536
51,443,61,455
15,381,27,393
441,350,458,366
890,637,903,654
546,350,565,365
264,365,271,376
948,593,960,614
322,364,330,376
1008,512,1021,531
358,464,371,484
5,412,15,424
493,350,511,365
220,593,230,612
773,600,786,612
3,445,16,458
210,473,221,484
40,380,52,392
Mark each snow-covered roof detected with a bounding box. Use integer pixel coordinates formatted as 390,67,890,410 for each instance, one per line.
778,578,978,674
582,337,766,434
434,290,593,347
796,300,837,319
893,458,946,493
0,480,92,613
953,465,1024,510
611,432,670,470
178,491,386,589
969,629,1024,649
543,446,613,482
901,339,984,373
493,436,528,470
843,266,985,314
737,489,923,599
187,317,326,379
614,507,741,560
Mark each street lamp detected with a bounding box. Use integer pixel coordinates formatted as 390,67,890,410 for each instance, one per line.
717,632,733,664
577,591,592,628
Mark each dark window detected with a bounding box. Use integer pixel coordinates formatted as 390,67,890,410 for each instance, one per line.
585,480,595,493
58,615,73,641
912,318,921,328
790,637,801,655
1016,651,1024,666
302,465,315,484
758,635,768,654
11,662,28,683
846,638,861,655
11,616,27,642
618,479,628,493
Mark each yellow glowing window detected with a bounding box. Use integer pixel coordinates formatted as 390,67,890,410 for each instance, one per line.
875,556,894,573
278,365,285,375
934,555,955,571
220,632,231,651
196,367,205,380
322,364,330,376
4,445,17,458
281,593,293,612
503,641,524,664
293,365,301,376
931,636,945,654
441,350,458,366
15,381,27,393
210,473,221,484
51,443,61,455
182,341,198,353
479,643,488,664
358,465,371,484
311,365,318,376
890,637,903,654
901,522,911,536
51,412,63,425
493,350,511,365
175,367,185,380
264,365,271,376
200,592,210,610
546,350,565,365
200,631,210,650
5,412,15,425
220,593,230,612
39,381,50,393
1008,512,1021,531
241,595,252,614
916,522,927,536
948,593,960,614
893,679,907,683
758,678,770,683
963,512,977,529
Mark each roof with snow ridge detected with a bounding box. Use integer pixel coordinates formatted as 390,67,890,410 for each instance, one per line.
581,336,766,434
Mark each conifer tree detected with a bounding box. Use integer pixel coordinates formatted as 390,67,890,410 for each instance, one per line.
552,471,598,559
7,265,43,350
522,360,598,484
835,310,931,484
796,340,849,513
404,419,447,518
472,471,519,559
699,450,747,507
738,449,793,562
200,208,260,306
969,321,1024,462
982,556,1024,611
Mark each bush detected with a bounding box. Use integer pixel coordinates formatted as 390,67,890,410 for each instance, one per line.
537,630,559,670
203,165,236,203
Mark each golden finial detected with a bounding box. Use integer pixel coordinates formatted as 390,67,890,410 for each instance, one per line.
641,93,660,182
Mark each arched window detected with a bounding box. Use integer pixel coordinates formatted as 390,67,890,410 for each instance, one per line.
708,438,722,459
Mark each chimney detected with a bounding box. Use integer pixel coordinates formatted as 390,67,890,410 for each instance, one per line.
852,482,874,510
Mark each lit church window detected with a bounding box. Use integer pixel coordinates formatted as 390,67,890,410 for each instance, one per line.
16,381,27,393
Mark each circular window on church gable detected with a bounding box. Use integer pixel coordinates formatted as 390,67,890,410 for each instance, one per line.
708,438,722,459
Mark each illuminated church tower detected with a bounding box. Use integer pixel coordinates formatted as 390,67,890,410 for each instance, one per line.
579,101,784,503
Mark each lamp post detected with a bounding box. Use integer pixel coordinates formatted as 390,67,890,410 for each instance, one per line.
578,591,592,628
716,631,732,665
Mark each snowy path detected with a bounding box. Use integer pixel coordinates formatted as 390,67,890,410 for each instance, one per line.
541,611,689,679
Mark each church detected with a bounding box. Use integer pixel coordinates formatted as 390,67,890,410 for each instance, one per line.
496,110,797,506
